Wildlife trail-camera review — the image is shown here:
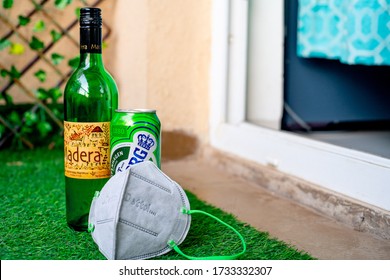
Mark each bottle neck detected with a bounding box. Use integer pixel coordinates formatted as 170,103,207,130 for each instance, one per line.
79,26,103,67
80,53,103,67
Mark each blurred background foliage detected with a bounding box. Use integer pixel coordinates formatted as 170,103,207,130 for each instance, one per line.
0,0,111,149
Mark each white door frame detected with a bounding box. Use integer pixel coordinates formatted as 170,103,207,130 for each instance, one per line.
209,0,390,211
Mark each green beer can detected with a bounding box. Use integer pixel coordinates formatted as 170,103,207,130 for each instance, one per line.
110,109,161,175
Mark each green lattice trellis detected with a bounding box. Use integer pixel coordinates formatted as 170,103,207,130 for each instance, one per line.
0,0,112,149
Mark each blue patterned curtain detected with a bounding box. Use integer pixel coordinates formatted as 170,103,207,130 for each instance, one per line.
297,0,390,65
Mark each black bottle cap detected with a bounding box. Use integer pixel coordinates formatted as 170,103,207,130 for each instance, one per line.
80,7,102,28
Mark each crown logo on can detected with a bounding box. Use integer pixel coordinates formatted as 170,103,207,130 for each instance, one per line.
137,134,155,150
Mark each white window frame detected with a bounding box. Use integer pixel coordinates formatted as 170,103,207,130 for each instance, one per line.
209,0,390,211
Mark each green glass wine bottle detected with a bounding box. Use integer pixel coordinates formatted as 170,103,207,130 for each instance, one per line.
64,7,118,231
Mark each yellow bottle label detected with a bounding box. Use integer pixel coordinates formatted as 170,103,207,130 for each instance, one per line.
64,121,110,179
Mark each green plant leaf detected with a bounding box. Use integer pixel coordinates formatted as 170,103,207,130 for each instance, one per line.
51,53,64,65
5,94,13,105
21,126,33,135
54,0,72,9
33,20,46,32
24,111,38,126
0,39,11,50
9,43,25,55
18,15,30,26
9,65,21,79
2,92,13,105
36,88,49,100
9,111,21,126
52,108,61,118
68,56,80,69
37,122,52,137
48,87,62,102
75,7,81,19
2,0,13,9
19,126,32,136
31,0,42,10
0,123,5,139
50,30,62,43
0,69,8,77
29,36,44,51
0,66,20,80
34,69,46,82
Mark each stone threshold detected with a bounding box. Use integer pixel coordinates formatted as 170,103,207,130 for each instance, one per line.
201,146,390,241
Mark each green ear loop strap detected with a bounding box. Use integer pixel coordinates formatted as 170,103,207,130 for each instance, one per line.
167,208,247,260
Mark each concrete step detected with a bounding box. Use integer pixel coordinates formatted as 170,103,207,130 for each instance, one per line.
163,157,390,260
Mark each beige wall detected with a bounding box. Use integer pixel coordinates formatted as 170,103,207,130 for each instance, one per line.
112,0,211,144
0,0,211,145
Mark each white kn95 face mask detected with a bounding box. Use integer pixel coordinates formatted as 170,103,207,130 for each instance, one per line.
88,161,246,260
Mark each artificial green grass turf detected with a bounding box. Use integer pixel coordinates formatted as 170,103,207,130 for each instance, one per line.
0,148,313,260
